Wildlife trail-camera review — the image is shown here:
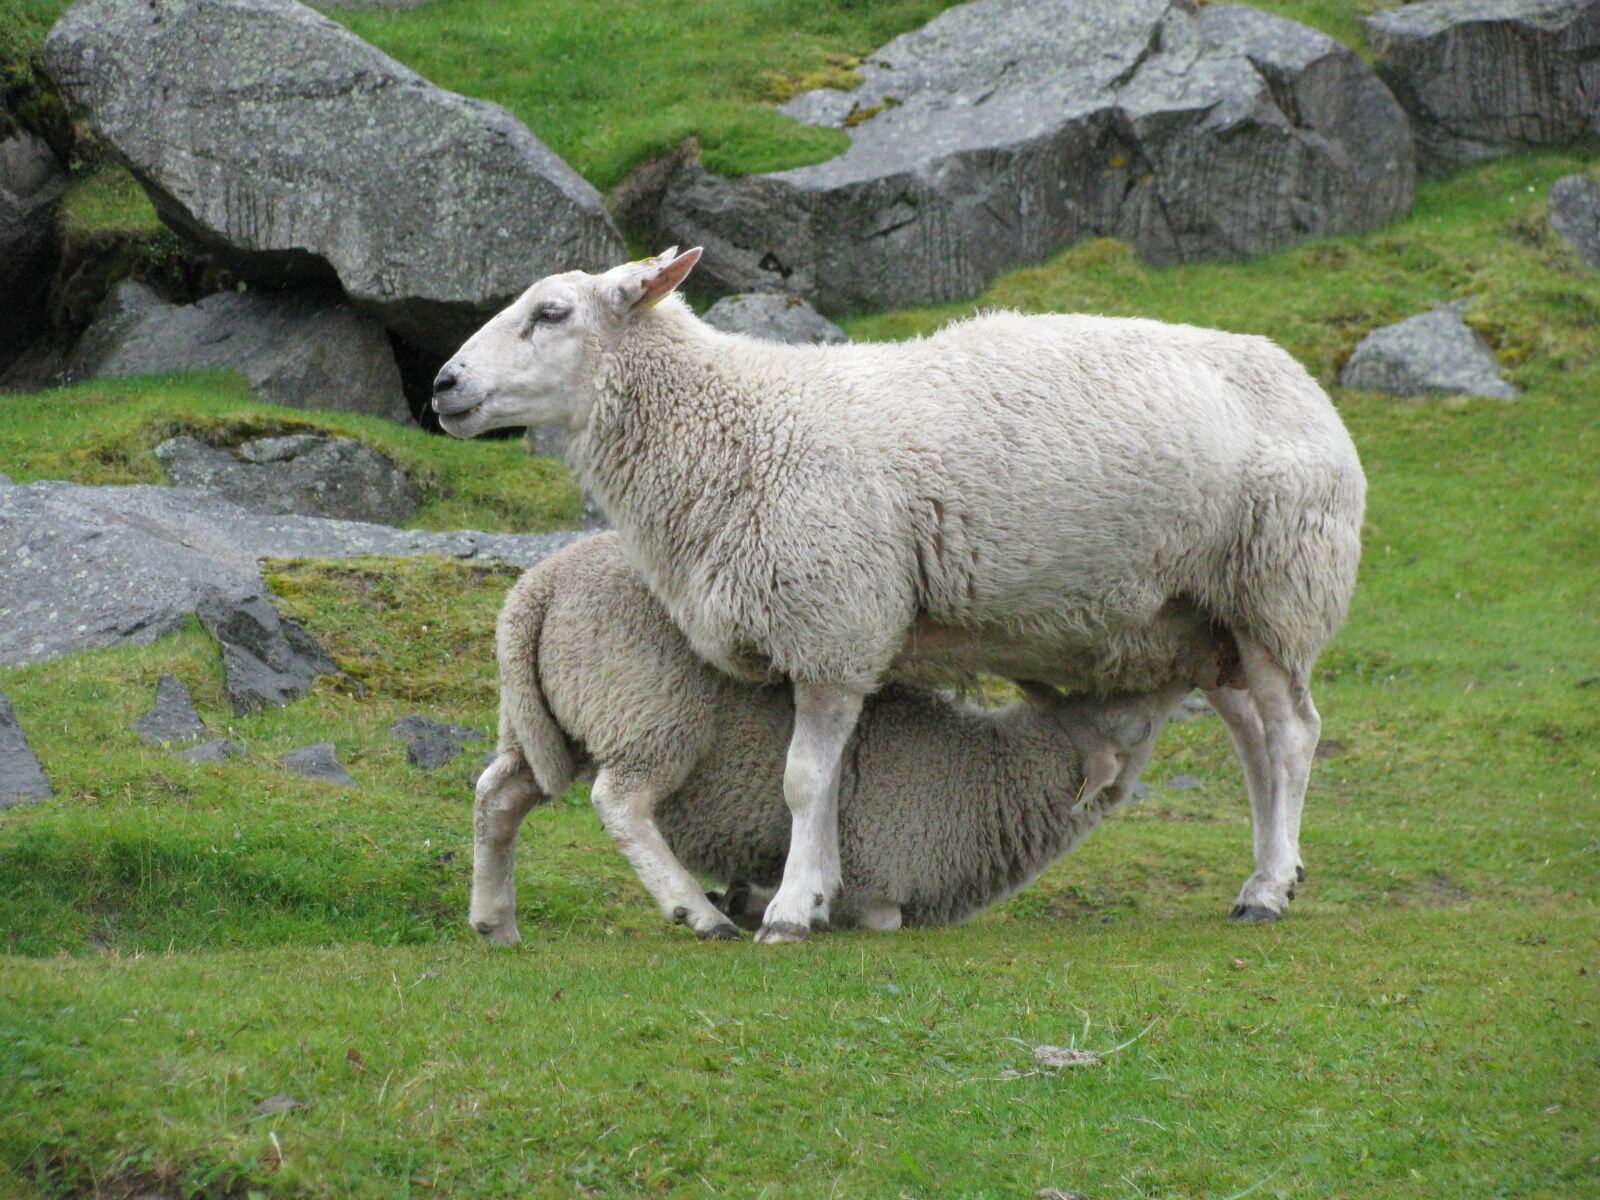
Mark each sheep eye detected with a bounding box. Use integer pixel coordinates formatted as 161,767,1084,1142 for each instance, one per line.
523,302,571,336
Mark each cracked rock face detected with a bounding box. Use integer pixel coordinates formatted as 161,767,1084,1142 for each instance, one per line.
659,0,1414,313
45,0,625,354
1365,0,1600,175
1339,303,1517,400
155,433,420,525
69,282,411,424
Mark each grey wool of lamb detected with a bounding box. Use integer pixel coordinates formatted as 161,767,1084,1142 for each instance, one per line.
437,248,1365,936
469,534,1187,943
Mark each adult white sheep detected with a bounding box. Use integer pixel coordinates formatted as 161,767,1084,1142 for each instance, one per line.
471,533,1187,943
437,248,1365,940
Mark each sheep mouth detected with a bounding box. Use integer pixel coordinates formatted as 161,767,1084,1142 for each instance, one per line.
436,407,483,437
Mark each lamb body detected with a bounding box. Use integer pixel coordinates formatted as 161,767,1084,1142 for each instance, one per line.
471,533,1183,942
439,250,1365,934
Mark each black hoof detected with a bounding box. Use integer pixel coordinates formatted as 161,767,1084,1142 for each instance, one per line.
755,921,811,944
1296,864,1307,884
723,879,752,917
699,923,740,941
1230,903,1281,923
1287,883,1297,901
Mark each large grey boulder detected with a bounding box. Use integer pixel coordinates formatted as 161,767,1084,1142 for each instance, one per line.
1548,174,1600,268
0,130,66,371
1340,302,1517,400
132,674,207,745
659,0,1414,313
1365,0,1600,174
0,689,53,809
0,479,585,668
45,0,625,354
155,433,420,525
701,294,847,345
68,282,411,423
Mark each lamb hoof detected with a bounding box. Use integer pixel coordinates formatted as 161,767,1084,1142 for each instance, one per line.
699,923,740,941
1296,864,1307,883
473,921,521,946
754,921,811,945
1229,903,1281,923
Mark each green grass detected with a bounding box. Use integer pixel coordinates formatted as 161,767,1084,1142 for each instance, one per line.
0,372,582,532
3,148,1599,1196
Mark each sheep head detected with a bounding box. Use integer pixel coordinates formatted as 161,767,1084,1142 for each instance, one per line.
432,246,703,439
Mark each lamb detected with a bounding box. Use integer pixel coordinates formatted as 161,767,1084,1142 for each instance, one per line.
470,533,1187,944
437,248,1366,939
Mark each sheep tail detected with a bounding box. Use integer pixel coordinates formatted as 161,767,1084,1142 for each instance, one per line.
495,569,577,798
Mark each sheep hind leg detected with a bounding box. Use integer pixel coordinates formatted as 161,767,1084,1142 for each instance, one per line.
469,751,542,945
1223,636,1320,921
591,768,739,940
757,682,866,945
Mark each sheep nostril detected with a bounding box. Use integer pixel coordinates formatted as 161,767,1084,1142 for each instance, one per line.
434,368,459,395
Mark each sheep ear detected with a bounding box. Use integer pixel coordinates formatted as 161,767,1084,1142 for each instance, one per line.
606,247,703,317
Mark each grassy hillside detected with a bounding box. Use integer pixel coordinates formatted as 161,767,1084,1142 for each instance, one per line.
3,147,1597,1197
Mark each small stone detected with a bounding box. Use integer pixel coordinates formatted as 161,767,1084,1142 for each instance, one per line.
1038,1189,1089,1200
1130,780,1149,802
0,688,52,809
132,674,207,745
1340,302,1516,400
279,742,353,786
197,591,339,716
174,739,244,764
390,714,483,770
1032,1045,1102,1069
254,1095,309,1117
1166,774,1203,791
1548,175,1600,270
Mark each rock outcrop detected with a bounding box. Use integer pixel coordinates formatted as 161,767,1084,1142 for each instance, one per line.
45,0,625,353
1364,0,1600,174
659,0,1414,312
1340,302,1517,400
155,433,420,525
701,293,847,344
68,282,412,423
0,479,585,668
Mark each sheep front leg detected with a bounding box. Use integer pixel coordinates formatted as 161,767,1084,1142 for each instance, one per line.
470,751,541,945
756,683,865,944
590,768,740,940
